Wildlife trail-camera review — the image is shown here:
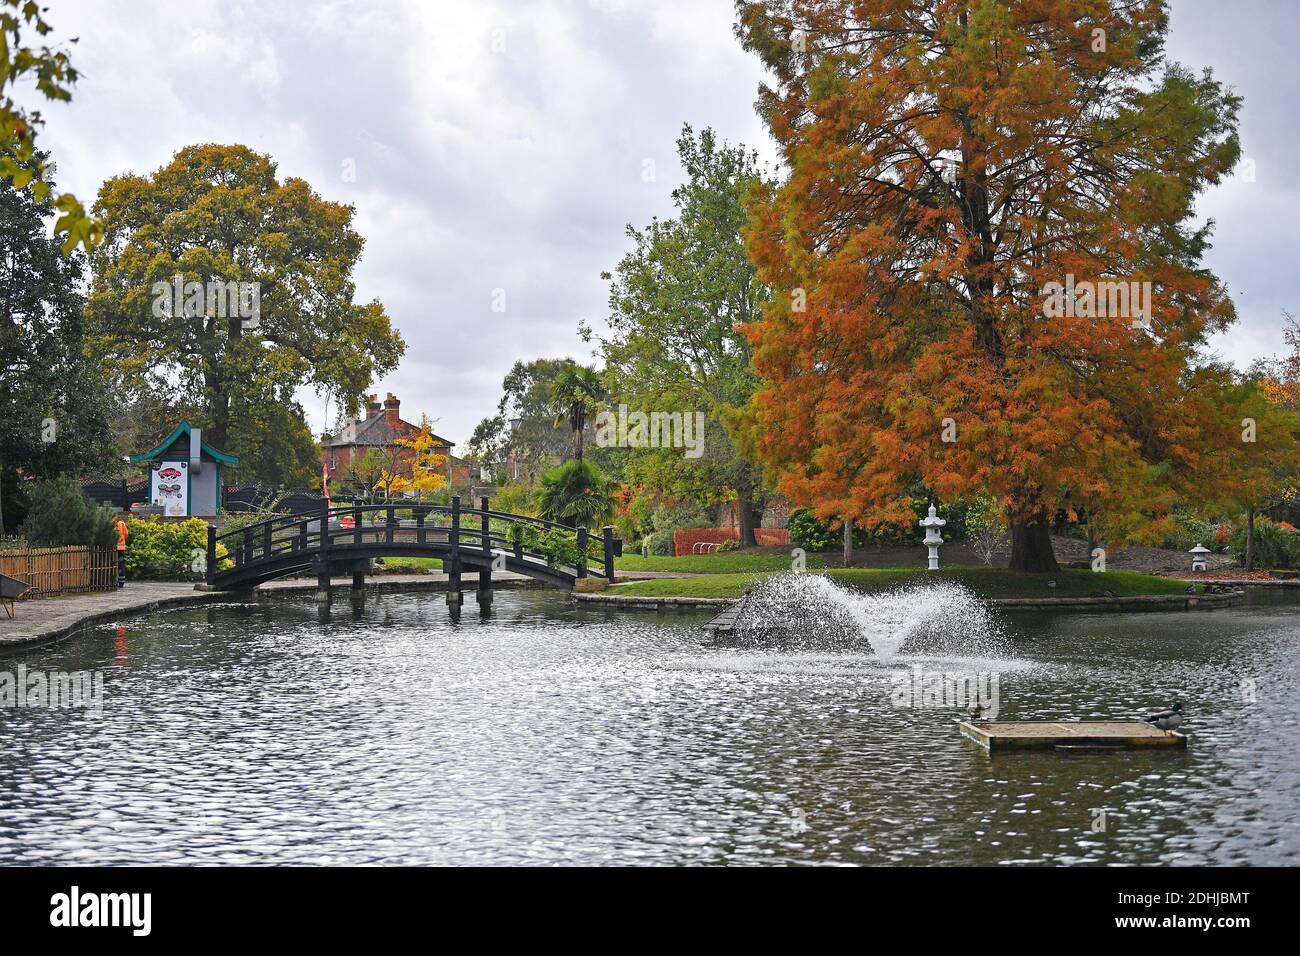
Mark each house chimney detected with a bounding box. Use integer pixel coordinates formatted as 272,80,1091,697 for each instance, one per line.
366,394,382,420
384,392,401,428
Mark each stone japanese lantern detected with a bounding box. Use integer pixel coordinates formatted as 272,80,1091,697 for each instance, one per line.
919,504,946,571
1188,543,1211,573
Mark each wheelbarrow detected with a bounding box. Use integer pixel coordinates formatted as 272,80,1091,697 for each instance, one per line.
0,571,31,619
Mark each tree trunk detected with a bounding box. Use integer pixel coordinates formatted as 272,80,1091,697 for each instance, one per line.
735,483,760,548
205,359,230,450
842,517,854,567
1008,510,1060,572
202,318,237,450
1245,506,1255,572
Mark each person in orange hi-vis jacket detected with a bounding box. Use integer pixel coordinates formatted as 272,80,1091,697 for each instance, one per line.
114,511,130,588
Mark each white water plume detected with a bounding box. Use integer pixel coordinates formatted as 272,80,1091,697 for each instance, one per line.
731,573,1010,662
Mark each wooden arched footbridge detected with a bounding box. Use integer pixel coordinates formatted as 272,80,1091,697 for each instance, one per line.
206,496,621,607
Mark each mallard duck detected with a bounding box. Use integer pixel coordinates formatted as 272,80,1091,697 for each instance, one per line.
1145,701,1183,731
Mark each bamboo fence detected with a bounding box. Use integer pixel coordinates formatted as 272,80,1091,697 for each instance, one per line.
0,546,118,599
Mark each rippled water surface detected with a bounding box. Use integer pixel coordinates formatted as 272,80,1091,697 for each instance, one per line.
1,588,1297,865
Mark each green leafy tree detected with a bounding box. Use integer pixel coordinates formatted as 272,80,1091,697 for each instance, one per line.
84,144,405,453
586,125,771,545
471,357,587,483
466,413,509,481
0,0,97,252
1216,380,1300,571
22,476,116,548
224,387,321,488
0,165,115,536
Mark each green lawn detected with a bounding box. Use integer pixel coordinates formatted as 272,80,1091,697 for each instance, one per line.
615,552,830,573
611,567,1195,600
374,557,443,572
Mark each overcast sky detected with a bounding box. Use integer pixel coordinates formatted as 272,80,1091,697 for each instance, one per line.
38,0,1300,449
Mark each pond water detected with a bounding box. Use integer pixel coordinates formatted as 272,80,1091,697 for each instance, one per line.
1,588,1297,865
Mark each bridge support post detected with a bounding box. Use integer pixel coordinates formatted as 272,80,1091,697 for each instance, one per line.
603,525,616,581
446,562,463,609
350,561,366,606
314,556,331,605
447,496,463,610
477,496,492,606
206,524,216,586
315,499,333,604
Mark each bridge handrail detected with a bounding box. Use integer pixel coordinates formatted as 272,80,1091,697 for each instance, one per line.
212,501,447,544
211,502,588,546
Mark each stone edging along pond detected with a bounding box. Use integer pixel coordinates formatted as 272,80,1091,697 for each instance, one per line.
569,589,1247,613
0,590,229,651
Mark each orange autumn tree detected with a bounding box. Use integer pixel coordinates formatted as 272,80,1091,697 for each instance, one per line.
735,0,1243,570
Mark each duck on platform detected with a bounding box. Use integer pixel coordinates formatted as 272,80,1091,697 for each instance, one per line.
1145,701,1183,731
967,702,985,721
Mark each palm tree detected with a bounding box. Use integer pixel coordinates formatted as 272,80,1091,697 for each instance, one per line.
533,459,615,528
550,363,604,460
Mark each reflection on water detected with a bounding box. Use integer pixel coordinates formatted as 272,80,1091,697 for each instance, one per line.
0,589,1297,865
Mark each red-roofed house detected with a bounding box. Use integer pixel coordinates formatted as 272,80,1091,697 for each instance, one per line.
322,393,453,474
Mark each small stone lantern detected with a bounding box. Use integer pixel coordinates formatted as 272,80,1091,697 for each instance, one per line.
919,503,946,570
1189,543,1210,573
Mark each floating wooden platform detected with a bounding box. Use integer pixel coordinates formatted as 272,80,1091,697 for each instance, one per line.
959,720,1187,752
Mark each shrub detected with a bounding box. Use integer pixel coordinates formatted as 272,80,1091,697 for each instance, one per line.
642,531,676,556
541,529,580,568
1161,511,1223,552
1230,518,1300,569
617,491,655,543
787,509,836,551
491,482,537,517
963,493,1007,566
125,516,224,580
789,498,967,551
534,460,615,528
507,521,551,558
786,508,886,550
650,501,711,534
